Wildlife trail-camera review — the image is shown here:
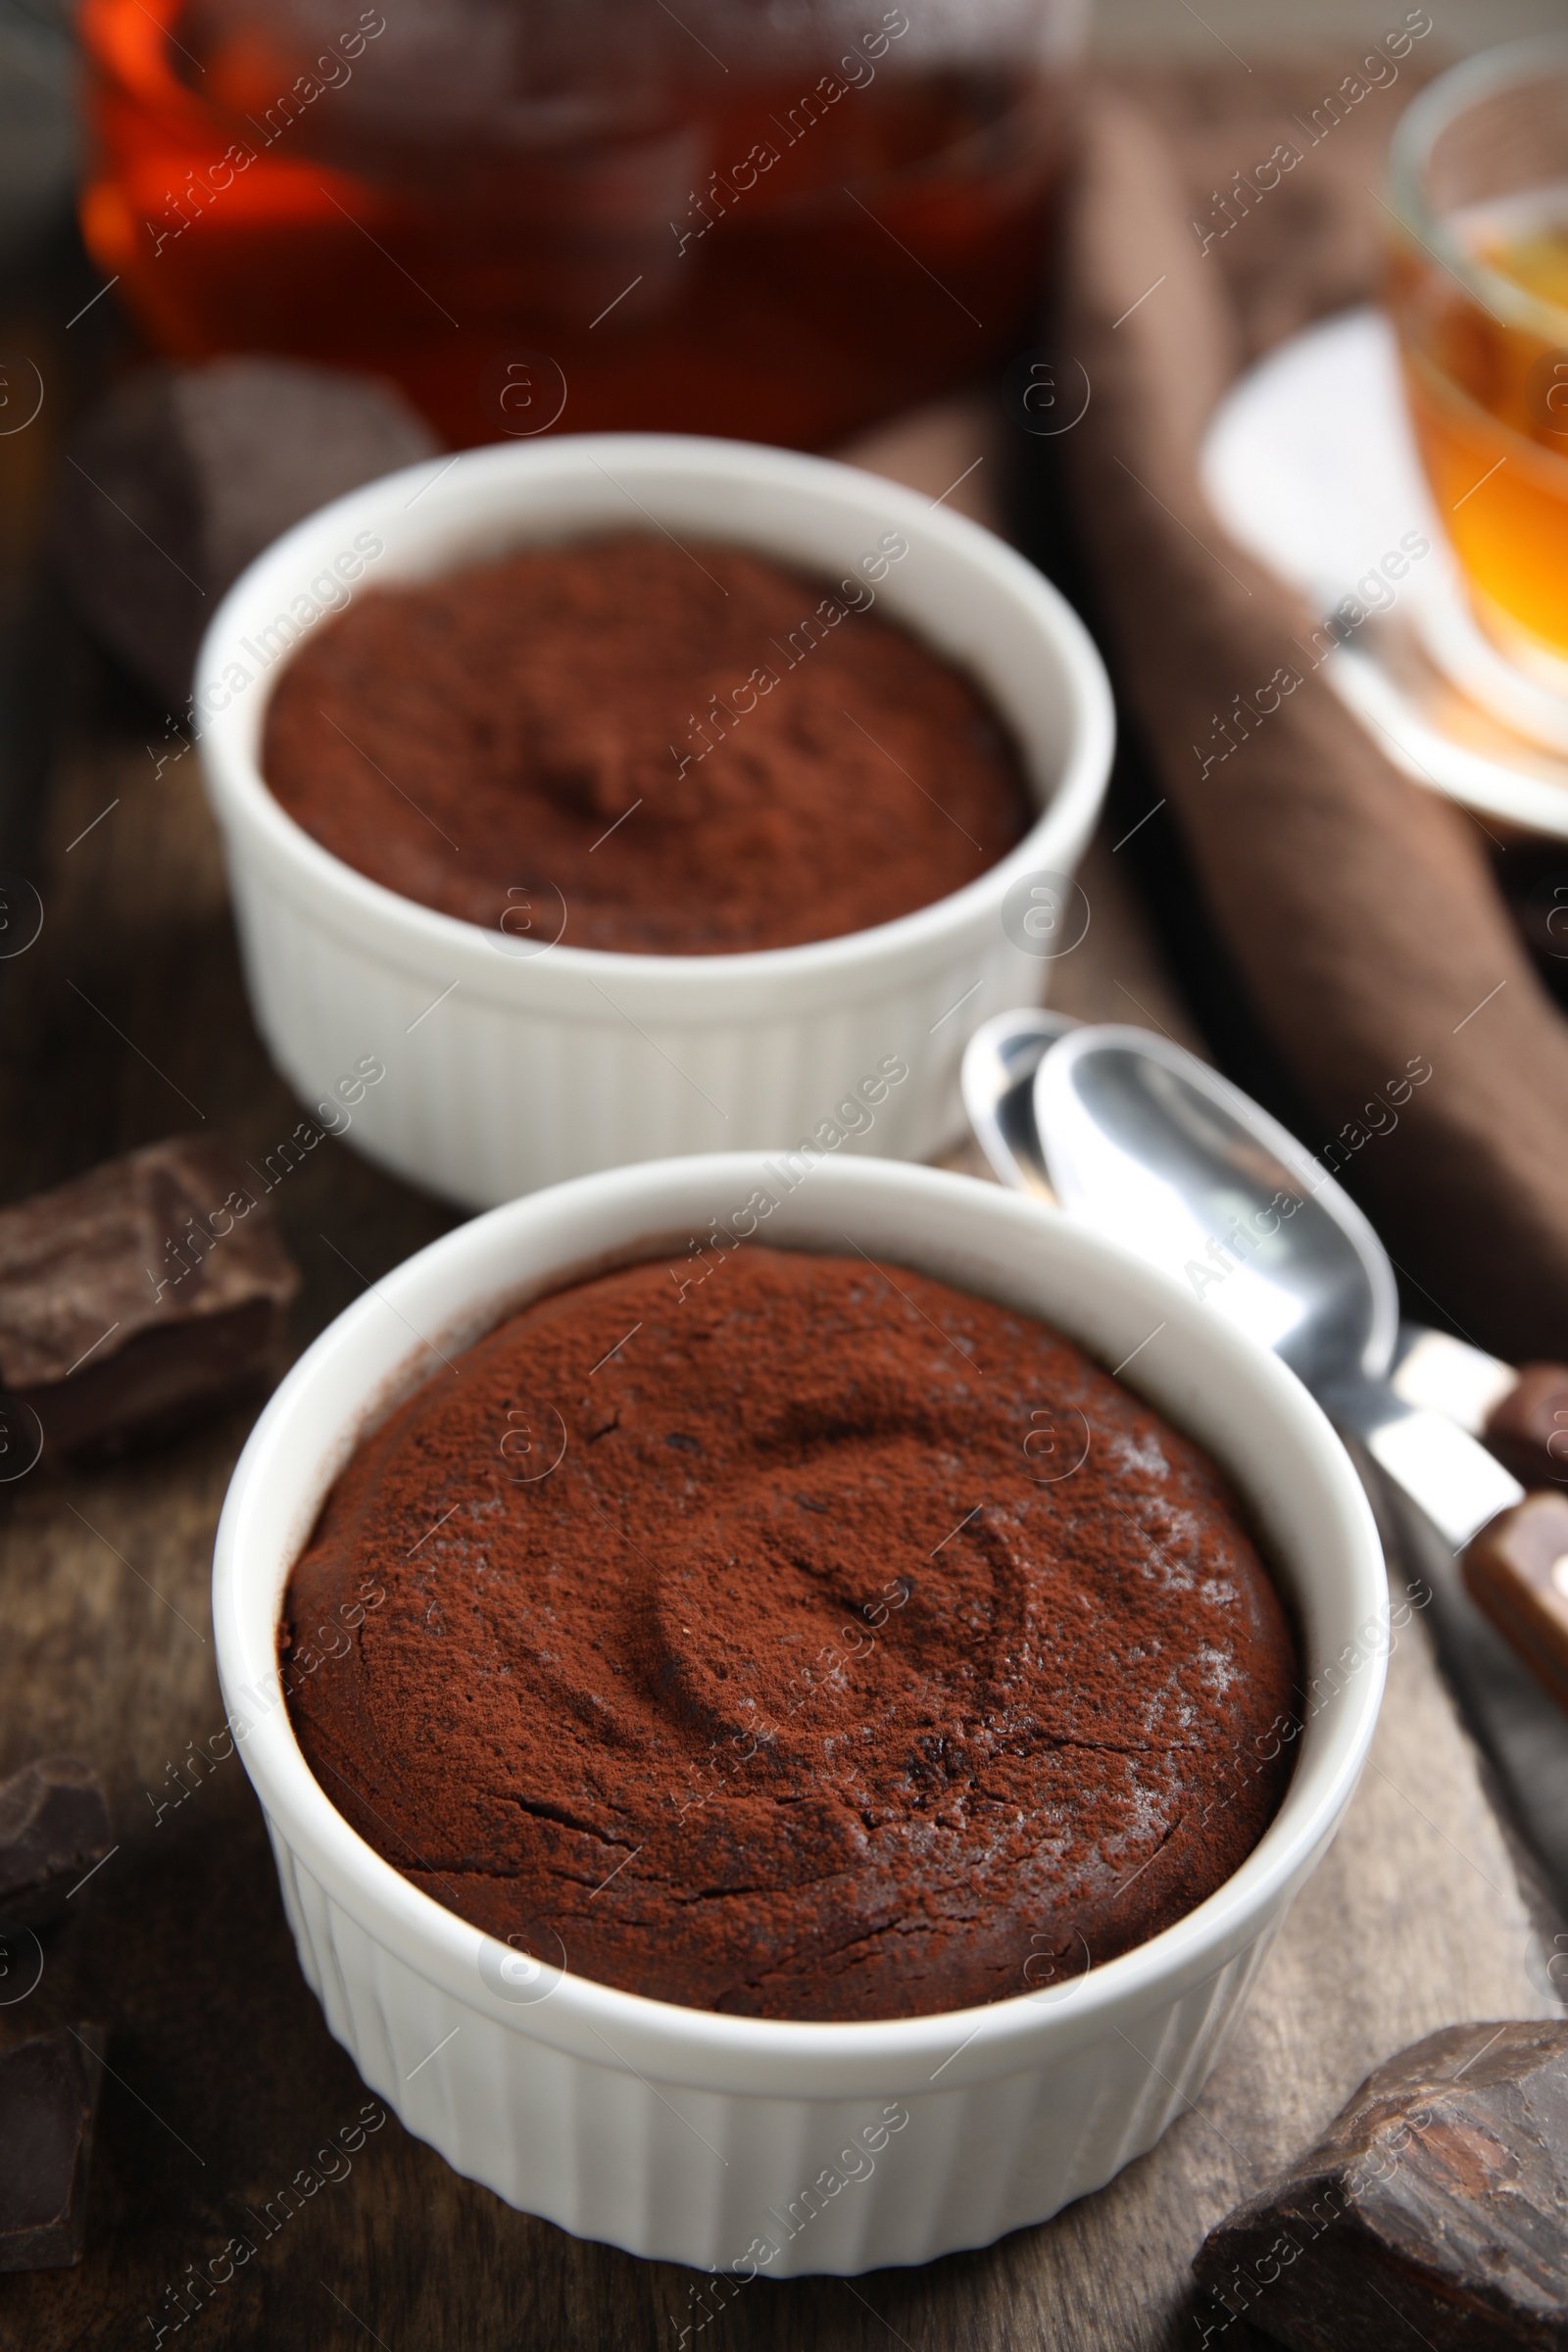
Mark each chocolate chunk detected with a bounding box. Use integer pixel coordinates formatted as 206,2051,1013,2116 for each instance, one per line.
0,1758,112,1930
1487,1364,1568,1490
0,2025,105,2271
0,1135,300,1457
1192,2020,1568,2349
54,357,439,704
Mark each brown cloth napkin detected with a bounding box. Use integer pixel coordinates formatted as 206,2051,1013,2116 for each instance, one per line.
1053,64,1568,1364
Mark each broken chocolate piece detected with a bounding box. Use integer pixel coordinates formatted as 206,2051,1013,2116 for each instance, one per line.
1487,1364,1568,1491
1192,2020,1568,2349
54,357,440,705
0,1135,300,1456
0,2025,105,2272
0,1758,112,1930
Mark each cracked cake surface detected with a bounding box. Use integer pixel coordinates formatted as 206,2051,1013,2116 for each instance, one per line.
280,1247,1298,2022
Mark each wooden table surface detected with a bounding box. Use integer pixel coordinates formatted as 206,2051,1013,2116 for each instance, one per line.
0,410,1559,2352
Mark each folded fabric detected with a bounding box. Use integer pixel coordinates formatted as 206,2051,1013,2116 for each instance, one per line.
1054,66,1568,1363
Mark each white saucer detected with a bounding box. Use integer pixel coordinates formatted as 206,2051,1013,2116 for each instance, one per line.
1200,307,1568,841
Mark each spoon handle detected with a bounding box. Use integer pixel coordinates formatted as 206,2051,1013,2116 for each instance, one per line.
1330,1391,1525,1552
1462,1492,1568,1713
1392,1327,1568,1491
1341,1387,1568,1711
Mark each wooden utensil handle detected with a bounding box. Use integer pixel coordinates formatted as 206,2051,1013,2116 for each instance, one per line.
1462,1491,1568,1711
1485,1364,1568,1489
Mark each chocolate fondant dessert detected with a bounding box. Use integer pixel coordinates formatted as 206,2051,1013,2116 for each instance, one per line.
261,534,1035,954
281,1249,1298,2023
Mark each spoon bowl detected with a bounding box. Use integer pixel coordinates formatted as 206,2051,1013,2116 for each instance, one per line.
959,1006,1077,1200
1031,1025,1399,1393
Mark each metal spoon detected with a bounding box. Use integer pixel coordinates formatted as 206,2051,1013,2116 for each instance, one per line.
962,1010,1568,1709
1033,1021,1532,1542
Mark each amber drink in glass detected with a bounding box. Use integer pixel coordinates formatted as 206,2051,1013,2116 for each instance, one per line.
1387,37,1568,685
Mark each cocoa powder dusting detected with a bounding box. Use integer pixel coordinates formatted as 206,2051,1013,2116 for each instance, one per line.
281,1249,1298,2023
261,534,1035,954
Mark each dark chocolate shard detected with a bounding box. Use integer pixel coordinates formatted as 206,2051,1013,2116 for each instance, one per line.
1192,2020,1568,2350
0,1134,300,1457
0,1757,112,1929
54,356,440,705
0,2024,105,2272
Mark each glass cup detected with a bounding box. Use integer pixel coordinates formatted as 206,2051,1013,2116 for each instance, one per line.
77,0,1085,452
1386,35,1568,688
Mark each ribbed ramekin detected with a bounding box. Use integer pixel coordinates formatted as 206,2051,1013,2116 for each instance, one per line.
194,434,1113,1207
212,1155,1386,2275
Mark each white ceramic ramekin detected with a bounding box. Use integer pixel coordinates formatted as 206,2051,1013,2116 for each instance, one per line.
213,1155,1386,2276
195,435,1113,1207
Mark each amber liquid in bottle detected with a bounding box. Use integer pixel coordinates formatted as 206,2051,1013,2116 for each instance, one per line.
1392,192,1568,670
80,0,1071,450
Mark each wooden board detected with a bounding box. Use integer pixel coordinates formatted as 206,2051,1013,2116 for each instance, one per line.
0,648,1558,2352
